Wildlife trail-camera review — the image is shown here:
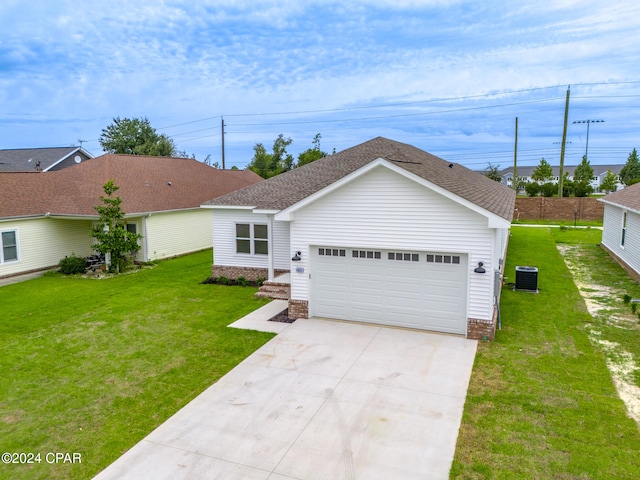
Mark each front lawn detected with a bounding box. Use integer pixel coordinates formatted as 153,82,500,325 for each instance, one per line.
452,226,640,479
0,250,273,480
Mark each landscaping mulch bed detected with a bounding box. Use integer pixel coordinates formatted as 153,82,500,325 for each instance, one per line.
268,308,295,324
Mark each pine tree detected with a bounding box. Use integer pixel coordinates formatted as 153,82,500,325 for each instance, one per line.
619,148,640,186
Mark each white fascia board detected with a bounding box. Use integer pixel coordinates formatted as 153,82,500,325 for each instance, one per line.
200,204,256,210
43,147,82,172
275,157,511,228
599,198,640,216
252,209,281,215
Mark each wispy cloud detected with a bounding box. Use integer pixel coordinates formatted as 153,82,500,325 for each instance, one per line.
1,0,639,168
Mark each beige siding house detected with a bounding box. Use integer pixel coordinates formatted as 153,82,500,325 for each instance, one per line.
203,137,515,340
0,155,262,278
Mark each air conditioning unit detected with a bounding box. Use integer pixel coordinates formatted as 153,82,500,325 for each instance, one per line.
515,266,538,293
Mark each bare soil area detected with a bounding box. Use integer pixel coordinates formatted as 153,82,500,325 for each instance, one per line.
557,244,640,425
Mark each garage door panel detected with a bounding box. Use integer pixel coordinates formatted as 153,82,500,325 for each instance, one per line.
312,247,467,335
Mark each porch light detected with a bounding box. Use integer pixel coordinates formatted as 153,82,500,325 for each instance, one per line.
292,251,302,261
474,262,486,274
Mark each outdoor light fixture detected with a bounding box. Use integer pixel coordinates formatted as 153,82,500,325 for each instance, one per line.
474,262,486,274
292,251,302,261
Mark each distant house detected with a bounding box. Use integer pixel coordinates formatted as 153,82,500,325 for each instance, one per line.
500,164,624,192
0,146,94,172
600,183,640,280
0,155,262,278
203,137,515,340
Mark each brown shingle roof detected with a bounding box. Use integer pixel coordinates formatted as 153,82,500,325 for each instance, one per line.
600,182,640,213
204,137,515,221
0,154,262,219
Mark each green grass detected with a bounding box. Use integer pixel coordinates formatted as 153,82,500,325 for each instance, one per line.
0,250,273,479
451,226,640,479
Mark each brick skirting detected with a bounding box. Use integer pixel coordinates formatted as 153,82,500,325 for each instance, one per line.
211,265,288,282
467,314,497,341
288,299,309,319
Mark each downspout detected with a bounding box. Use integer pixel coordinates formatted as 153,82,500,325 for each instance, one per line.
267,214,274,281
142,214,150,262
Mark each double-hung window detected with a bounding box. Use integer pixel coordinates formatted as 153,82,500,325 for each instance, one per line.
1,230,18,263
622,211,628,247
236,224,268,255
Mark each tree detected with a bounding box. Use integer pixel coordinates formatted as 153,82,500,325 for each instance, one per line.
525,182,540,197
540,182,556,197
297,133,328,167
572,156,594,197
532,158,554,183
600,169,619,194
91,180,142,273
619,148,640,186
484,163,503,182
247,134,294,178
99,117,178,157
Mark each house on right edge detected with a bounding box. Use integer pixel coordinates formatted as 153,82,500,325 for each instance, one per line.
203,137,515,340
600,183,640,281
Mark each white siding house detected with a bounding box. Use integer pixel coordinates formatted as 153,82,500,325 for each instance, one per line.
600,183,640,279
203,137,515,339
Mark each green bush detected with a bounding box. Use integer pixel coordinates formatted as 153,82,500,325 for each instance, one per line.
59,255,88,275
216,276,231,285
236,276,248,287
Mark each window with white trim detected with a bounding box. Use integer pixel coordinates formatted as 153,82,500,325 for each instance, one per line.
622,211,627,247
319,248,346,257
236,224,268,255
1,230,19,263
352,250,381,259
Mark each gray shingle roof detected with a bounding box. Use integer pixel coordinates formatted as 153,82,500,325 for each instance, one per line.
204,137,515,221
0,147,92,172
600,182,640,213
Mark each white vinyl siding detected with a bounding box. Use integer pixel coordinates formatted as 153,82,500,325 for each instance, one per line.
0,218,94,277
212,209,290,269
288,166,498,322
144,209,212,261
602,204,640,276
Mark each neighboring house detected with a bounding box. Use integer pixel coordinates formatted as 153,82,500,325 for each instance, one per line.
202,137,515,340
0,146,94,172
600,183,640,280
0,155,262,278
500,164,624,192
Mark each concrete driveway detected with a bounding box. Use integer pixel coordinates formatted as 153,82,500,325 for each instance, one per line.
94,310,477,480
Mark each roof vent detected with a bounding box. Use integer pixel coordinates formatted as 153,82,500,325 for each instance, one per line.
448,163,454,168
167,181,172,186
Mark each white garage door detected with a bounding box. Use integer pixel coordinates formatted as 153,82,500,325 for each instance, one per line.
311,246,468,334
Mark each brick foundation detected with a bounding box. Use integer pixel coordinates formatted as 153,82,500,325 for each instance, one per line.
211,265,288,282
288,299,309,319
467,313,497,341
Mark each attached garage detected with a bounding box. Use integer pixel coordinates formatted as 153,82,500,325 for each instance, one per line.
311,246,468,334
205,137,515,340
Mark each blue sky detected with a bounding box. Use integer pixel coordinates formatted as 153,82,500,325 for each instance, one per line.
2,0,640,170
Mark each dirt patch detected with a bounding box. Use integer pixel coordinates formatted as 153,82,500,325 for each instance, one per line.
557,244,640,425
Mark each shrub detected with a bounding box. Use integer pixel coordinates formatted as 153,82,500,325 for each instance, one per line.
540,182,556,197
59,255,88,275
525,182,540,197
236,276,248,287
216,276,231,285
623,294,632,304
256,276,266,287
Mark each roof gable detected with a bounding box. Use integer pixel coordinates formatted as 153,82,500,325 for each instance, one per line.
0,155,263,219
0,147,93,172
204,137,515,221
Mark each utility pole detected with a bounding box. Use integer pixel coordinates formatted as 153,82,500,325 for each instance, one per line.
572,119,604,162
221,116,226,170
513,117,518,192
558,86,570,197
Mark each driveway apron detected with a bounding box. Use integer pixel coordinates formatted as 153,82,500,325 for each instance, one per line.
93,317,477,480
